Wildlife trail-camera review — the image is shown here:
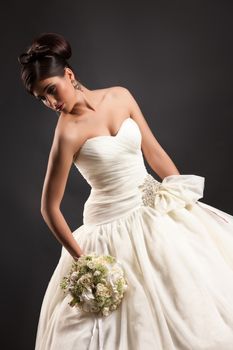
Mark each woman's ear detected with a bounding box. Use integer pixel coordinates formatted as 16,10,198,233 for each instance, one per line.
64,67,75,81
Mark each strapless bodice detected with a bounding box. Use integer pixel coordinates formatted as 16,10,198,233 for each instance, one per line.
74,117,146,191
73,117,205,225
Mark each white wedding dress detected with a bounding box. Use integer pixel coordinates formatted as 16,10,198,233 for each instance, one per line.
35,117,233,350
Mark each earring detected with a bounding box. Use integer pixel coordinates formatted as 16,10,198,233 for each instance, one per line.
71,79,83,91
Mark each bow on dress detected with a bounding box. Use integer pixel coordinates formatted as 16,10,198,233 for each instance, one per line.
138,174,205,214
139,173,230,223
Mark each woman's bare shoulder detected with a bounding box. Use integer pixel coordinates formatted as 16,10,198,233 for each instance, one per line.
101,86,131,110
106,85,130,97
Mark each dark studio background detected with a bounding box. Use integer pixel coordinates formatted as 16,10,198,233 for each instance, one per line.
1,1,233,349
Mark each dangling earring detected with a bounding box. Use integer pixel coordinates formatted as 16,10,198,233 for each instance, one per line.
71,79,83,91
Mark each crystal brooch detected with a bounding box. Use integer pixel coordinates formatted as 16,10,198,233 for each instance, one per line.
138,174,161,208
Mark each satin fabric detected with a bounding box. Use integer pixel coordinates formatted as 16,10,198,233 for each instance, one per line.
35,117,233,350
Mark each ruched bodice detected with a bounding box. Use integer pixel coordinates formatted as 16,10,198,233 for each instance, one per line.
74,117,147,191
73,117,148,224
73,117,205,225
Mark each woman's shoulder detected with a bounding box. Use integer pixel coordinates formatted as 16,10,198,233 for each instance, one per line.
105,85,130,97
95,85,129,97
82,86,130,113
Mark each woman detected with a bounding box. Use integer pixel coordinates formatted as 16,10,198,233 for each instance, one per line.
18,32,233,350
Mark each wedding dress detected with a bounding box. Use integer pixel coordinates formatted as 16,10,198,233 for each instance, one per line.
35,117,233,350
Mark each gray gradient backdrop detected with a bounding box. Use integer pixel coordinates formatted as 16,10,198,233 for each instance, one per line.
1,1,233,349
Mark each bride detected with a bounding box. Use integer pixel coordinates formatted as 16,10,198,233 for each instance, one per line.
18,32,233,350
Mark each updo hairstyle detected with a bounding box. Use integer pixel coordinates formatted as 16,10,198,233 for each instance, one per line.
18,32,81,96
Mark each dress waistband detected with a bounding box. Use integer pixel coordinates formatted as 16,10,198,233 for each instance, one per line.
82,173,205,226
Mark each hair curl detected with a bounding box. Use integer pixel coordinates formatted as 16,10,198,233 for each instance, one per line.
18,32,80,96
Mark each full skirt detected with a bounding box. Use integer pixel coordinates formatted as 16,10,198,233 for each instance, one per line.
34,198,233,350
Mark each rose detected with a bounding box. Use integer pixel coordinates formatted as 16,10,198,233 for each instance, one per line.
87,261,96,269
96,283,112,298
93,270,101,276
70,271,79,281
78,273,92,287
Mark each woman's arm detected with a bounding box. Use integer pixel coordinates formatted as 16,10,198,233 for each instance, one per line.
40,125,84,260
121,87,180,180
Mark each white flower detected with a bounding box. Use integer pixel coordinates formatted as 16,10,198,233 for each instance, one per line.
102,307,110,316
113,295,120,302
87,261,95,269
93,270,101,276
78,273,92,287
96,283,112,297
70,271,79,281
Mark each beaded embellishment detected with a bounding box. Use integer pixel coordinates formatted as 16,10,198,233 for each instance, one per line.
138,173,161,208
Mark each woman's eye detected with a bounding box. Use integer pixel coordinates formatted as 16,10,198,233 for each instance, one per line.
48,86,56,94
37,86,56,102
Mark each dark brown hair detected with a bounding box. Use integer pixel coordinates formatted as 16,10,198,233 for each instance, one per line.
18,32,80,96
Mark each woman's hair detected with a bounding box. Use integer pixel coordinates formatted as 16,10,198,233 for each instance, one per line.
18,32,80,96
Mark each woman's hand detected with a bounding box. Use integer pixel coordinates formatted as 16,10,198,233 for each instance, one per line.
73,252,85,261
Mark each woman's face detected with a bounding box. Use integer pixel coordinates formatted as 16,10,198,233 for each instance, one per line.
32,68,77,113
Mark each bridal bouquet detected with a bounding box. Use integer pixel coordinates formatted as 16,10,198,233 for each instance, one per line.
60,252,128,317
